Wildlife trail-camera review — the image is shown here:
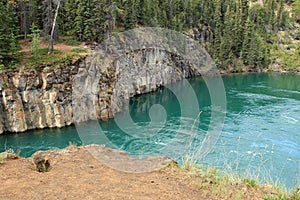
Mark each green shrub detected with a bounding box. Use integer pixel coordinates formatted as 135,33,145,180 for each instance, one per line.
243,178,257,188
25,48,87,69
291,188,300,200
70,48,87,53
263,194,288,200
64,39,81,46
29,23,41,59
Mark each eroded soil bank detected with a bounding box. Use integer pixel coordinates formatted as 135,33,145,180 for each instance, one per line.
0,145,279,200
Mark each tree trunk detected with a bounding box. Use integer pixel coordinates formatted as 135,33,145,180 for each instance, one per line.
48,0,61,54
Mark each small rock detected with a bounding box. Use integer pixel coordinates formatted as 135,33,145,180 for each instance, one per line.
33,155,50,172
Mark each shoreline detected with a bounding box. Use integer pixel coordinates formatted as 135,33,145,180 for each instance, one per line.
0,69,299,135
0,144,298,199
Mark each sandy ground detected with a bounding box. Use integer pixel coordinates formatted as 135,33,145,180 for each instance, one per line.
0,145,271,200
19,38,86,53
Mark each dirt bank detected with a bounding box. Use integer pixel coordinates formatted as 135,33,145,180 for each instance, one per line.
0,145,278,200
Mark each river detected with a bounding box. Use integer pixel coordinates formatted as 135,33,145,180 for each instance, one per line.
1,73,299,189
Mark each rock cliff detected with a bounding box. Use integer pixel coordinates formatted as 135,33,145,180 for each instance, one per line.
0,48,200,134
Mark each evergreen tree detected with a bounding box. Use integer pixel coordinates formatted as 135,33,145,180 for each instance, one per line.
29,23,41,59
0,0,294,70
265,0,277,30
277,0,290,29
247,32,268,69
241,16,253,63
74,0,85,41
293,0,300,23
42,0,56,40
233,0,246,54
94,0,105,42
142,0,159,27
185,0,193,28
219,5,235,68
83,0,94,41
241,17,269,69
213,0,222,58
64,0,77,35
124,0,138,30
241,0,249,24
0,1,19,68
17,0,43,39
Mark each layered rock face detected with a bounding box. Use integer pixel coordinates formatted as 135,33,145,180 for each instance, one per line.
0,64,79,133
0,48,199,134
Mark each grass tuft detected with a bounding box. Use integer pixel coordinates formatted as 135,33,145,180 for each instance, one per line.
179,155,299,199
24,48,88,70
0,149,19,163
64,39,82,46
243,178,257,188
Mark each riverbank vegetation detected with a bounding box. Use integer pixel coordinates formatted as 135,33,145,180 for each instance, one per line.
180,157,300,200
0,0,299,71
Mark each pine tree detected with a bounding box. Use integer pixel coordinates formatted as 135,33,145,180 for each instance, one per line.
74,0,85,41
241,16,254,64
142,0,159,27
64,0,77,35
0,1,19,68
247,31,268,69
17,0,43,39
240,0,249,24
277,0,289,29
42,0,54,40
185,0,193,28
265,0,277,31
83,0,94,41
219,5,235,68
232,0,247,55
213,0,222,58
103,0,113,44
94,0,105,42
29,23,41,59
293,0,300,23
241,16,269,69
124,0,137,30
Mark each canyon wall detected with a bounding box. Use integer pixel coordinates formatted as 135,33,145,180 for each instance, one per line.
0,48,200,134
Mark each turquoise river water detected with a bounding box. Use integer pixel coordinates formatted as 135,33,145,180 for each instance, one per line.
0,73,299,189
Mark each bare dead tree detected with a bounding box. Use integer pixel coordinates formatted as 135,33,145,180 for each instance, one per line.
48,0,61,54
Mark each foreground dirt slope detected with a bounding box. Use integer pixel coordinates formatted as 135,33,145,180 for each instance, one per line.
0,145,266,200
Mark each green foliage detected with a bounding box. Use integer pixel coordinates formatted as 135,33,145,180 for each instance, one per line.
0,1,19,68
0,0,297,70
64,39,81,46
70,48,88,53
0,155,4,164
270,28,300,71
181,155,299,200
124,0,138,30
68,0,106,42
292,0,300,22
243,178,257,188
26,48,87,69
263,194,289,200
273,47,300,71
291,188,300,200
263,189,300,200
219,5,235,69
29,23,41,59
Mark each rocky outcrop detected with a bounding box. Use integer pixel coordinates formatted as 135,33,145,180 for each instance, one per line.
0,64,80,133
0,48,200,134
111,48,199,114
